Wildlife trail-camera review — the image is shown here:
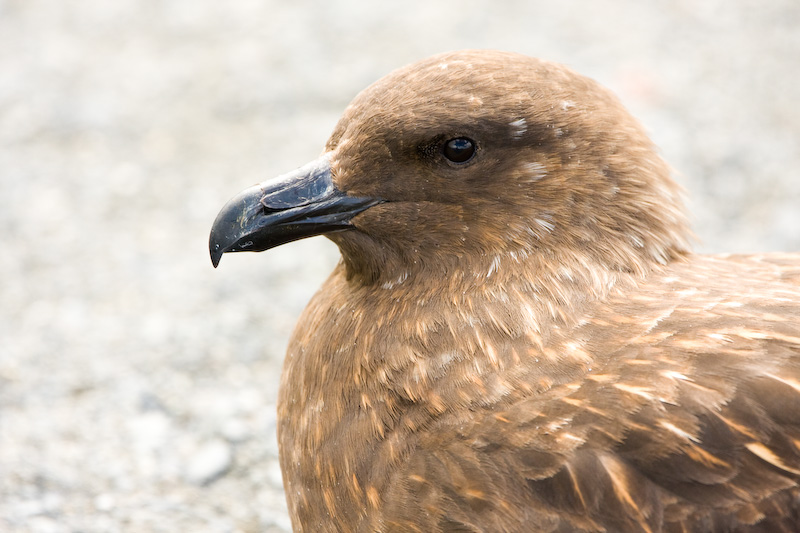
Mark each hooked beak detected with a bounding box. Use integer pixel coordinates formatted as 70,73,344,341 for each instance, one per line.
209,156,382,267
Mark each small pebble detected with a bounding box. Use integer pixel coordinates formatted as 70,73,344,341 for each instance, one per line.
184,439,233,486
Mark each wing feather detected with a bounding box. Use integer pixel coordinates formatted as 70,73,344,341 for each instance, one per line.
382,255,800,531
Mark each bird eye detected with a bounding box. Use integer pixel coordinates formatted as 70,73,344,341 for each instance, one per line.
442,137,476,164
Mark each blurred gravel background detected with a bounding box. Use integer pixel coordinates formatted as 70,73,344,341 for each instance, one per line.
1,0,799,531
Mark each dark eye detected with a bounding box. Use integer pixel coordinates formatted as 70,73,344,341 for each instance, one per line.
442,137,476,163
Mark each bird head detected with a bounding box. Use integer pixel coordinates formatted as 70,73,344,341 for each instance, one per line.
210,50,689,286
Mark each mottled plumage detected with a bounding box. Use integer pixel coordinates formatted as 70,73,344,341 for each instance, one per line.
210,50,800,532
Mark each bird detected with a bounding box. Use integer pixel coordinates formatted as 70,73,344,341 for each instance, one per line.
209,50,800,532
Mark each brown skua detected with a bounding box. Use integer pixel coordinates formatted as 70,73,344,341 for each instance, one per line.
210,50,800,532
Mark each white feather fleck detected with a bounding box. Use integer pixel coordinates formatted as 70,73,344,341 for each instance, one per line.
629,234,644,248
661,370,691,381
707,332,734,342
676,288,699,297
509,118,527,138
614,383,655,401
381,272,408,289
660,421,700,443
534,218,555,233
560,433,584,443
487,255,502,278
519,161,547,182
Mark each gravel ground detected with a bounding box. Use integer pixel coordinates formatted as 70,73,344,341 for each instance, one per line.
1,1,799,532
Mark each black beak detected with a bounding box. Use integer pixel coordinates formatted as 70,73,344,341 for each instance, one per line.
209,156,381,267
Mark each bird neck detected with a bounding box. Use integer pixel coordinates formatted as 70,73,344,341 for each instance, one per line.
280,246,647,430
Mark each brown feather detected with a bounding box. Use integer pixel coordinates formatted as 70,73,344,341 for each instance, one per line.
217,51,800,531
